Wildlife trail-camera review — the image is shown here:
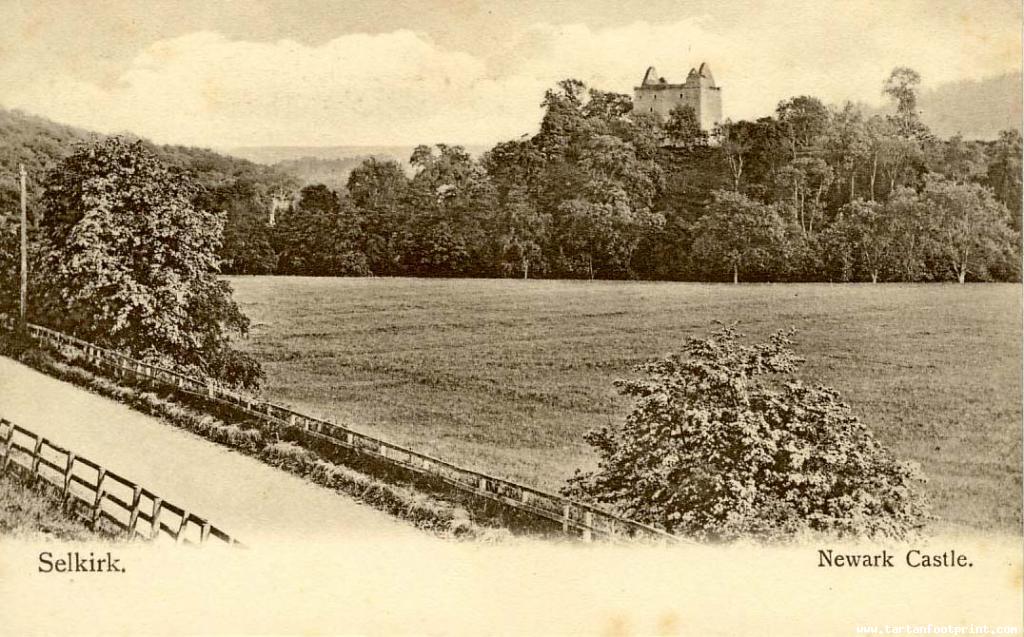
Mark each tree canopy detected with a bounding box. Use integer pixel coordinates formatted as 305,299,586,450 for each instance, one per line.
32,137,263,388
3,68,1019,285
563,326,930,541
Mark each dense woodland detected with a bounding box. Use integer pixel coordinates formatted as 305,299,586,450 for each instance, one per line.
2,67,1022,283
214,68,1021,283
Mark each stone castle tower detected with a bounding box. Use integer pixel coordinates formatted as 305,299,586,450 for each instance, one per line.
633,63,722,131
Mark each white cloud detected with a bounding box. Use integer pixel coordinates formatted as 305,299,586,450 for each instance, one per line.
6,14,1020,147
10,30,511,146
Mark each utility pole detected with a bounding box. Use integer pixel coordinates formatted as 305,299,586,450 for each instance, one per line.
19,164,27,331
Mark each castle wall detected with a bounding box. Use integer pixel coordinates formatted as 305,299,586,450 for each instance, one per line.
632,64,722,131
633,85,722,130
633,85,703,121
698,87,722,131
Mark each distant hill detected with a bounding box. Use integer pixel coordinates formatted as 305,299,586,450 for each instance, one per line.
918,71,1022,139
0,108,99,208
223,144,494,191
859,71,1021,140
0,107,295,221
271,155,403,193
224,144,493,165
222,145,424,165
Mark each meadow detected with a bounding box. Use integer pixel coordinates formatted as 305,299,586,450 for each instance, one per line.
227,277,1022,534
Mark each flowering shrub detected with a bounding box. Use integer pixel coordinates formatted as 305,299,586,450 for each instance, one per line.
563,326,930,542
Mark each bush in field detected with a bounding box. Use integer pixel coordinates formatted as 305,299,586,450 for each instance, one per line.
563,326,930,542
34,136,264,388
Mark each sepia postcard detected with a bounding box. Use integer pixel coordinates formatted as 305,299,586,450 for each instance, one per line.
0,0,1021,634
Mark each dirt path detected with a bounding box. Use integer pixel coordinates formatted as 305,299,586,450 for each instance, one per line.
0,356,426,545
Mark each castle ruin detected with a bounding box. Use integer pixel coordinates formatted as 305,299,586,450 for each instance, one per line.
633,63,722,131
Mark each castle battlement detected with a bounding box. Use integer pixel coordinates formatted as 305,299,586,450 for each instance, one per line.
633,63,722,131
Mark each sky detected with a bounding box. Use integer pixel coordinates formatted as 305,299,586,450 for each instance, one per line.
1,0,1020,148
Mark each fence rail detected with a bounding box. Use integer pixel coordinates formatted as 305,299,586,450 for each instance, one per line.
5,318,677,543
0,417,238,545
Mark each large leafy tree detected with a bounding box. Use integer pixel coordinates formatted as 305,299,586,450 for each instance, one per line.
536,79,589,158
275,184,369,276
398,144,496,276
714,119,757,192
773,156,834,236
883,66,930,139
985,130,1023,231
558,195,662,279
920,175,1018,283
691,190,786,283
934,135,988,185
346,157,409,275
36,137,262,387
829,200,894,283
884,186,935,281
494,186,550,278
775,95,830,160
563,326,930,541
525,79,667,278
664,105,707,149
204,179,278,274
824,102,870,205
0,211,40,318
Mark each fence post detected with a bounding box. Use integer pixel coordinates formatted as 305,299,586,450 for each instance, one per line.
582,510,593,543
126,486,143,539
478,477,487,494
520,489,530,505
201,521,211,544
176,512,189,543
91,468,106,530
207,380,215,399
562,503,571,533
29,436,44,482
1,422,13,474
151,497,163,540
62,452,76,501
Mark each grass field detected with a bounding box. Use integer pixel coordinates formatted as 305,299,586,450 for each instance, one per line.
227,277,1022,534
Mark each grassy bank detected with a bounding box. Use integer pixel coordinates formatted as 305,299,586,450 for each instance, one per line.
227,277,1023,534
0,339,513,541
0,471,104,541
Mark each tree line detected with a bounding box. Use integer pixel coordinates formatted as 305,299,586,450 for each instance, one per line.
217,67,1020,283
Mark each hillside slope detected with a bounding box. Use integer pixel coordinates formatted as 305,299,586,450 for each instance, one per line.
918,71,1022,140
224,144,493,191
859,71,1022,140
0,107,295,222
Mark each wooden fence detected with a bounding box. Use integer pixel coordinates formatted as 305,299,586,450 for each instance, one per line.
0,417,238,545
6,319,677,543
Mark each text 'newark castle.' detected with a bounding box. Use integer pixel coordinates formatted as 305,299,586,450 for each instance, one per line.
633,63,722,131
